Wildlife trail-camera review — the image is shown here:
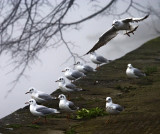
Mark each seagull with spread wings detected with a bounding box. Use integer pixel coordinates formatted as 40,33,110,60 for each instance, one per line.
86,14,149,54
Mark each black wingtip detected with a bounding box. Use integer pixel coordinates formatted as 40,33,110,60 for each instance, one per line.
145,14,150,19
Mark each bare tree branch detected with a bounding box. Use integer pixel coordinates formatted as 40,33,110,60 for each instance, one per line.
0,0,153,94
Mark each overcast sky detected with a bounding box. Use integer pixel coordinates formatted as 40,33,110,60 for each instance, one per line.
0,0,159,118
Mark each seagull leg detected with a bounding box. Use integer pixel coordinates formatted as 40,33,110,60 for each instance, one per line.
125,26,138,36
106,115,111,125
66,114,71,120
96,64,100,70
44,116,47,123
67,94,70,100
32,117,41,124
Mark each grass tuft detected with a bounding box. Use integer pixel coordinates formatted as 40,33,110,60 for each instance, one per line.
144,66,157,75
76,107,107,120
26,124,40,129
65,127,76,134
6,124,22,128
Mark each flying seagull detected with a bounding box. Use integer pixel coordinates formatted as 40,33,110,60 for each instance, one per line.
126,64,146,78
90,52,111,68
25,87,57,103
74,61,97,74
25,99,60,123
86,14,149,54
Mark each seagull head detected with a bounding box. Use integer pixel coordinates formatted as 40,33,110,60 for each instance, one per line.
106,97,112,103
55,76,65,83
74,61,81,66
25,87,36,94
62,67,71,72
112,20,120,28
25,99,36,105
127,63,133,68
58,94,67,100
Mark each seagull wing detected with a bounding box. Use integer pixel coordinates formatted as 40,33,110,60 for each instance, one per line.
83,65,94,72
38,93,53,101
66,83,77,89
96,55,107,63
122,14,149,23
36,106,57,115
85,26,118,54
112,104,124,112
115,104,124,112
68,101,78,111
71,71,84,78
134,68,146,77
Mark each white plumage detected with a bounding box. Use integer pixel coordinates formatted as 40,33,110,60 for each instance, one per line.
25,87,56,103
126,64,146,78
106,97,124,114
86,14,149,54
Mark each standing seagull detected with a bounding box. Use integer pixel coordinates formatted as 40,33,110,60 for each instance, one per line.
74,61,97,74
25,87,57,103
106,97,124,114
55,77,83,93
62,67,86,82
126,64,146,78
90,52,111,68
58,94,79,112
25,99,60,123
86,14,149,54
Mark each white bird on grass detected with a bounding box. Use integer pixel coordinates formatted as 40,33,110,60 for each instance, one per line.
55,77,83,93
25,87,57,103
106,97,124,114
25,99,60,123
62,67,86,82
58,94,79,113
105,97,124,124
126,64,146,78
90,52,111,68
74,61,97,74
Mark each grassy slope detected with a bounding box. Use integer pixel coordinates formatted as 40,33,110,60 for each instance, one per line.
0,37,160,134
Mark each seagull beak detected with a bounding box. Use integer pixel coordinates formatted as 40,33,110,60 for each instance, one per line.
25,91,29,94
25,102,29,104
55,80,59,82
62,70,65,72
112,24,114,26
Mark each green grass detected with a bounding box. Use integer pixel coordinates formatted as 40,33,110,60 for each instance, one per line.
144,66,158,75
76,107,107,120
6,124,22,128
115,85,136,92
65,127,76,134
26,124,40,129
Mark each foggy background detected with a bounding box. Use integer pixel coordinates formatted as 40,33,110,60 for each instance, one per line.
0,0,159,118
